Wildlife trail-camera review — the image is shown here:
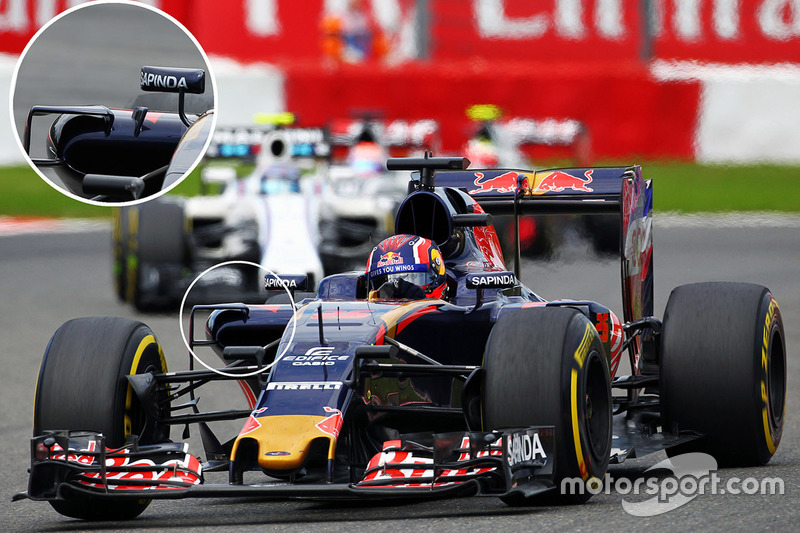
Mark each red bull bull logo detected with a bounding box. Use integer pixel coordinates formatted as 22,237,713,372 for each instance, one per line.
238,407,267,436
239,414,262,436
316,406,343,439
534,170,594,193
470,171,519,194
377,251,404,267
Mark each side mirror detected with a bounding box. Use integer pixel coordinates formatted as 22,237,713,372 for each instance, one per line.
465,271,517,312
264,274,309,293
140,66,205,127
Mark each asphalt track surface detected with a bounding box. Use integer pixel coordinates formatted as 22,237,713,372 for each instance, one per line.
1,218,798,532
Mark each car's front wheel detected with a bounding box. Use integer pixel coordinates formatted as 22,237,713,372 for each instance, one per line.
34,317,170,520
483,307,612,504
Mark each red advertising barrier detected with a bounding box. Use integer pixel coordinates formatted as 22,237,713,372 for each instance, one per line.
431,0,643,63
284,60,701,160
4,1,800,64
1,0,792,161
431,0,800,64
0,0,191,53
650,0,800,63
188,0,324,63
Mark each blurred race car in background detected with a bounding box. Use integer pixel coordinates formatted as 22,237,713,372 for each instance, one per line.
318,116,440,273
23,66,214,202
113,122,327,310
462,104,618,257
463,104,590,169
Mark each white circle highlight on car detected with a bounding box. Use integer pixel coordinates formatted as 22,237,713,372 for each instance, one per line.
178,260,298,378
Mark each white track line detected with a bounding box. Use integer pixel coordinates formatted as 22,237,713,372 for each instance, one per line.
656,212,800,228
3,212,800,237
0,217,109,236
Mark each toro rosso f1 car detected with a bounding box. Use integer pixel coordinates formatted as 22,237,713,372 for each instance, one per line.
15,157,786,520
23,66,213,202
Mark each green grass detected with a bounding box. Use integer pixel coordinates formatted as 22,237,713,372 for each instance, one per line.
637,161,800,213
0,165,209,218
1,161,799,218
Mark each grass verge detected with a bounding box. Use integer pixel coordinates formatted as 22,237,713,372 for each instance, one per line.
0,161,798,218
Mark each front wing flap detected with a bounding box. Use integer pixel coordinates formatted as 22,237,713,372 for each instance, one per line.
356,427,556,499
23,431,202,501
17,427,555,502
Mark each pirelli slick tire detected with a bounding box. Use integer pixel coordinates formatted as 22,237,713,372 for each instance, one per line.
660,282,786,467
128,198,186,311
33,317,170,520
112,207,129,301
483,307,612,505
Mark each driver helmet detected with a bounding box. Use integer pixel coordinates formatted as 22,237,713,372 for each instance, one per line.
259,163,301,194
348,141,387,177
366,234,447,300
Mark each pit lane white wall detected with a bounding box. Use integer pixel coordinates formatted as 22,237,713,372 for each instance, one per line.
652,61,800,165
0,53,19,166
210,56,285,127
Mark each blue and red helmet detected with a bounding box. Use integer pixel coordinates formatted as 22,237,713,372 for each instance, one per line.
366,234,447,300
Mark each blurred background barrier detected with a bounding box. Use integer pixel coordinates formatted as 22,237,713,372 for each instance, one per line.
2,0,800,164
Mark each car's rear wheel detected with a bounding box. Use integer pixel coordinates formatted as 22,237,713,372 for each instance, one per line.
483,307,611,504
128,198,187,311
660,282,786,466
34,317,170,520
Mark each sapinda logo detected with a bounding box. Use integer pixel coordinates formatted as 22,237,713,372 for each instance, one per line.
506,431,547,468
264,277,299,289
140,71,189,90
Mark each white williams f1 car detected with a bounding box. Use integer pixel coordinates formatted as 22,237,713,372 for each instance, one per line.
113,126,326,310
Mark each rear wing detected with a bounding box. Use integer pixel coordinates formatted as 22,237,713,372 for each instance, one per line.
397,161,653,326
434,167,621,215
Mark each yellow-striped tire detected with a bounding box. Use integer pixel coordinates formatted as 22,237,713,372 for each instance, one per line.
483,307,611,505
661,282,786,466
33,317,169,520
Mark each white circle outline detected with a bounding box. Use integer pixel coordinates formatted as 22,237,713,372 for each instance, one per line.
8,0,219,207
178,260,299,378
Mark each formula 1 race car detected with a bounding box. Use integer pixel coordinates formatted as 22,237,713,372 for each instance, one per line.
23,65,213,202
16,157,786,520
318,117,439,274
112,125,328,310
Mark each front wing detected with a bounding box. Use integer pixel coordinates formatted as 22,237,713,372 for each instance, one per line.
16,428,556,503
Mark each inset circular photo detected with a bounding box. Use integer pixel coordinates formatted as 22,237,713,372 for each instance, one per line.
10,0,216,205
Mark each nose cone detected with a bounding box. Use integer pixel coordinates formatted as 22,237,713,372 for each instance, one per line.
231,414,339,471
